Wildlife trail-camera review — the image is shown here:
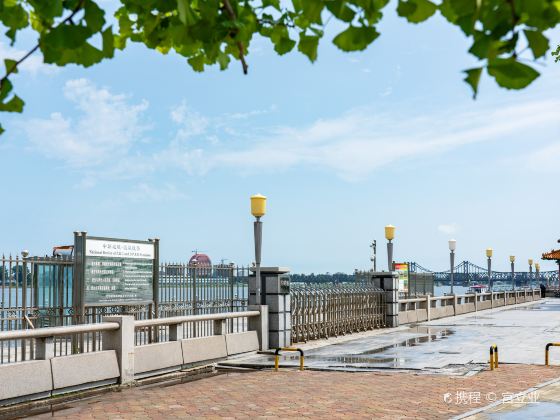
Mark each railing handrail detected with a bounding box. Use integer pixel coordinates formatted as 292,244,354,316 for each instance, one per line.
399,288,540,303
0,322,119,341
134,310,261,328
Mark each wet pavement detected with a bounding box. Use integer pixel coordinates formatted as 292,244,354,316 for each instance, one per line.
220,299,560,374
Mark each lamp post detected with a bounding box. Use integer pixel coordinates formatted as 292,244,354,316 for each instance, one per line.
535,263,541,286
486,248,493,291
385,225,395,271
449,239,456,294
528,259,533,289
250,194,266,305
510,256,516,290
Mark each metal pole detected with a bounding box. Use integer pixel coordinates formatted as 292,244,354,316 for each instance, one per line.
254,218,263,304
387,240,393,272
511,261,515,291
450,251,455,294
487,257,492,291
529,265,533,289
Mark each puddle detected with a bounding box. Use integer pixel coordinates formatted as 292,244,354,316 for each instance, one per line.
301,328,455,368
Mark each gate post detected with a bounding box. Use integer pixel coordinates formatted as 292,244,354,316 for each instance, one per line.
370,272,399,327
250,267,290,348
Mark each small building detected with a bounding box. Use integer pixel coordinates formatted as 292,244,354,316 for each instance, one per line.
542,249,560,286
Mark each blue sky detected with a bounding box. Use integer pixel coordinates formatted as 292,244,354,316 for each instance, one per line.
1,2,559,273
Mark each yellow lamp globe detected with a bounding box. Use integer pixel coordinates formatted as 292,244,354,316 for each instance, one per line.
528,259,534,266
535,263,540,271
250,194,267,218
384,225,396,241
509,255,515,263
486,248,493,258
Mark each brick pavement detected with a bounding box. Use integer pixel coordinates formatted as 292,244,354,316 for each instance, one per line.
29,365,560,419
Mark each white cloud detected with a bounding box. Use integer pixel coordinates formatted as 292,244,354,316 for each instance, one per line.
21,78,149,168
206,99,560,180
438,223,459,235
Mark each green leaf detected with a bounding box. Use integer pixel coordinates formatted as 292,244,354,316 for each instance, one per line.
463,67,482,98
553,45,560,62
188,54,205,72
332,26,379,52
524,29,549,59
298,34,319,62
84,0,105,33
28,0,63,20
0,94,24,112
4,59,18,74
269,26,296,55
487,59,540,90
102,27,114,58
398,0,437,24
0,123,4,135
325,0,356,23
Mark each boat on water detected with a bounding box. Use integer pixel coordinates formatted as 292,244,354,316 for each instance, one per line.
467,284,489,294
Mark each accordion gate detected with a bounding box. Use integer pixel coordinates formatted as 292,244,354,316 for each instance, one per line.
290,284,386,344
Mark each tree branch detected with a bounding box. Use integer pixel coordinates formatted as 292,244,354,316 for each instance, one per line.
223,0,249,74
0,0,86,90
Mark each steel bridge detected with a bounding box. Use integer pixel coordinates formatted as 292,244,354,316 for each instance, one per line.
409,261,558,287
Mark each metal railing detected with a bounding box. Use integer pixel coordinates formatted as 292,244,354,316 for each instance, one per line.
0,310,260,363
0,254,250,363
291,284,386,343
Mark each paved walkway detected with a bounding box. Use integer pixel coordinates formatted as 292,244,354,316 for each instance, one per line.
29,365,560,419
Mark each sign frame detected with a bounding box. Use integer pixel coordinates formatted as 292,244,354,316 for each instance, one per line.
393,262,409,294
73,233,159,309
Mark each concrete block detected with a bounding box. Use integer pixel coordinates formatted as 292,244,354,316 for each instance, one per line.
182,335,227,364
444,306,454,317
0,360,52,402
284,314,291,331
407,311,418,323
225,331,259,355
51,351,119,391
480,301,491,311
416,310,427,322
270,314,286,331
103,315,135,384
398,312,408,325
269,330,290,348
386,315,398,328
248,305,268,351
387,303,398,316
266,295,285,312
134,341,183,374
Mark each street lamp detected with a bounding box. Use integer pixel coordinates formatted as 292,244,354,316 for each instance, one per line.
385,225,395,271
448,239,456,294
528,259,534,289
486,248,493,291
535,262,541,286
510,255,516,290
251,194,266,304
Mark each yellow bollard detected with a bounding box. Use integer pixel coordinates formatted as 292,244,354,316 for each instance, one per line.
545,343,560,366
489,345,498,370
274,347,305,372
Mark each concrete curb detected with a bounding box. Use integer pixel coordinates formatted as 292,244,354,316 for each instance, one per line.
451,374,560,420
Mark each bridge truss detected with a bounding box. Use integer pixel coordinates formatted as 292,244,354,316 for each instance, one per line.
409,261,558,287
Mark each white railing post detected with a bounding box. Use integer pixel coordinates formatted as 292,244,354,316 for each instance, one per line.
426,295,431,322
213,318,226,335
248,305,269,351
35,337,54,360
102,315,135,385
169,323,184,341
